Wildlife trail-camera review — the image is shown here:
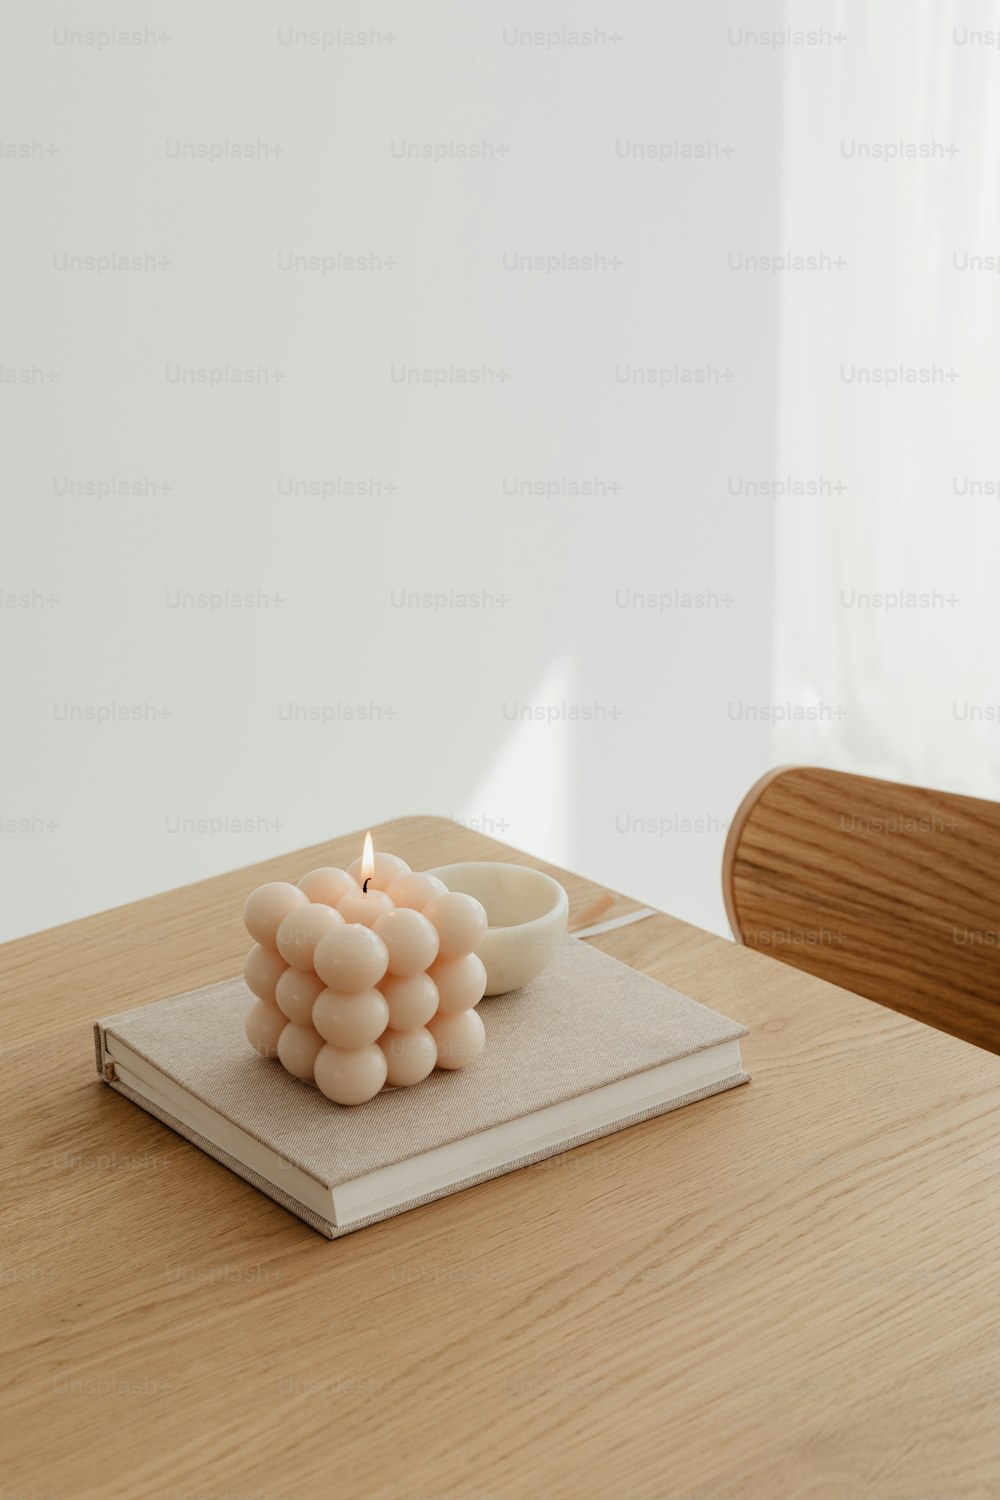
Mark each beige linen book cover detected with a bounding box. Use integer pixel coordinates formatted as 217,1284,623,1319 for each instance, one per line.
94,936,749,1238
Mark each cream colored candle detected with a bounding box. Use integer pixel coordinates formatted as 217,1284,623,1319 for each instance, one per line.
379,1026,437,1086
296,866,357,905
244,944,288,1004
422,891,488,959
372,907,439,977
347,834,411,892
244,882,307,948
276,903,344,970
385,871,447,910
243,832,488,1104
429,953,488,1013
427,1008,486,1068
275,968,325,1026
313,987,390,1050
245,998,286,1057
277,1022,326,1082
313,925,388,992
378,971,439,1030
314,1041,388,1106
336,887,394,927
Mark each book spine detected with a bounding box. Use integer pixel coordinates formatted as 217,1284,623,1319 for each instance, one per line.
100,1071,339,1238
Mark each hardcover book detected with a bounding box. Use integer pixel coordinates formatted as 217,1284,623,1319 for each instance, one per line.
94,936,749,1238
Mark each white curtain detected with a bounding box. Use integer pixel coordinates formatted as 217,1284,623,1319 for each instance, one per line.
774,0,1000,795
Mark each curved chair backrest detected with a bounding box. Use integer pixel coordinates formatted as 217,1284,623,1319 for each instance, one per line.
723,766,1000,1054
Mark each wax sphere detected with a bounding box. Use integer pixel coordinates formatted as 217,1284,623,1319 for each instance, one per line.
385,871,448,911
347,850,411,891
373,907,440,978
379,1027,437,1087
244,943,289,1004
315,1042,388,1106
244,882,308,949
276,902,345,970
245,998,286,1058
313,924,389,993
336,888,395,928
275,967,325,1026
277,1022,326,1083
422,891,488,960
297,866,358,907
312,987,389,1050
378,972,439,1031
428,953,487,1013
428,1008,486,1069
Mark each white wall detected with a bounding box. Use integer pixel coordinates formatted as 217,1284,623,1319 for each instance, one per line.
774,0,1000,795
2,2,782,942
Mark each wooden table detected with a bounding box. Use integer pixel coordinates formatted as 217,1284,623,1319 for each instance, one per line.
4,817,1000,1500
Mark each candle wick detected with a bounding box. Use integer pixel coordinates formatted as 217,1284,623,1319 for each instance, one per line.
362,877,371,893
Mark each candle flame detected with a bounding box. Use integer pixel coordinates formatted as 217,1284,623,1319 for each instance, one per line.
360,831,375,888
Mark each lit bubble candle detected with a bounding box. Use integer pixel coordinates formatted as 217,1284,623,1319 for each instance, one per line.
242,832,488,1105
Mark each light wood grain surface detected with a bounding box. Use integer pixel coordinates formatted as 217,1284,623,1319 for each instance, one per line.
724,765,1000,1054
3,816,1000,1500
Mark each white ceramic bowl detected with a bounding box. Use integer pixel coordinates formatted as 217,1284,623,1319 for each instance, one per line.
425,862,569,995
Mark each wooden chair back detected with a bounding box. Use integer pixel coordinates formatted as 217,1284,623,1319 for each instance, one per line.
723,766,1000,1053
